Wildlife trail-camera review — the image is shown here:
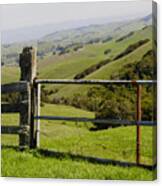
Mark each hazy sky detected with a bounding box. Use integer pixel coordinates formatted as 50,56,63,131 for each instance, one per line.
0,1,152,31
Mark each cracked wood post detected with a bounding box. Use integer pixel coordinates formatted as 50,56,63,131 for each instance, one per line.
19,47,37,149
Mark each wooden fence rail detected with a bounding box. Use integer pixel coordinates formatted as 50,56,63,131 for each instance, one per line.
1,103,28,113
1,82,29,94
1,126,29,134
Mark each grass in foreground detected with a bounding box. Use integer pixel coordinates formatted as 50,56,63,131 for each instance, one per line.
1,147,154,180
1,103,156,180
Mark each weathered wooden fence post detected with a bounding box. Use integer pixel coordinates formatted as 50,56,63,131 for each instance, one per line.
19,47,37,149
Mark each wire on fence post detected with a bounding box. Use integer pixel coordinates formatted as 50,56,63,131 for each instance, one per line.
136,84,142,165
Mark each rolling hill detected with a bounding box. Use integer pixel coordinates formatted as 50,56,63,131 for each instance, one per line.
37,26,152,100
1,14,152,66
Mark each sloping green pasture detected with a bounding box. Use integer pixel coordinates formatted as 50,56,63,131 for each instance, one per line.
1,104,156,180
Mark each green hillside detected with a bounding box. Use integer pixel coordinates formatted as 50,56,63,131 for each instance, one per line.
48,40,152,99
38,26,152,79
1,25,152,85
1,14,151,66
1,66,20,84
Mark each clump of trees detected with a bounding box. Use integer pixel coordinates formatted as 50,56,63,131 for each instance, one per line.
74,58,111,79
41,85,58,104
55,45,71,55
89,85,135,129
104,49,111,55
58,49,70,55
102,37,113,43
73,44,83,51
116,31,134,42
93,49,155,128
86,38,101,44
111,50,155,80
142,26,148,30
113,39,150,60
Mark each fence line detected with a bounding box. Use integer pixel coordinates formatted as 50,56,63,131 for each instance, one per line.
1,126,30,134
1,47,157,167
1,47,37,149
34,116,156,126
34,77,156,166
1,82,29,93
35,79,156,85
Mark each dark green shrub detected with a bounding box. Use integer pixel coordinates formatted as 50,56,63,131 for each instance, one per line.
104,49,111,55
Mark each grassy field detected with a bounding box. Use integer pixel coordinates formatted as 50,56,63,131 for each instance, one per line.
1,66,20,84
1,148,154,179
1,104,156,180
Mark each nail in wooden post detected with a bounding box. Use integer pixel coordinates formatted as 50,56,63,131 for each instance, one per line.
136,84,142,165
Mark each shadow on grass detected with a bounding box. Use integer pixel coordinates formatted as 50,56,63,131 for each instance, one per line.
37,149,156,171
2,145,156,171
2,145,19,150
